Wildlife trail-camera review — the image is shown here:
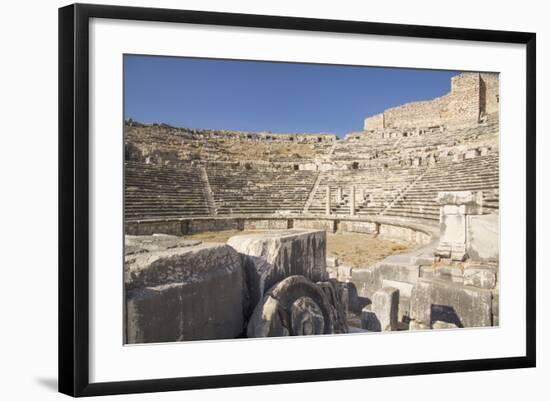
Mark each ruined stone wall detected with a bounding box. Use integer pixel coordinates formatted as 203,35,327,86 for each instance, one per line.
363,112,384,130
363,72,498,130
480,73,499,115
383,95,448,129
445,73,481,126
126,122,337,144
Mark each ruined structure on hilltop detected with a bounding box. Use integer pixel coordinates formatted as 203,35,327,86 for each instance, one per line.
364,72,499,130
124,72,500,342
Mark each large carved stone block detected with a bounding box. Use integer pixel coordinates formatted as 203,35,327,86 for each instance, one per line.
228,229,327,317
409,278,493,328
125,235,245,343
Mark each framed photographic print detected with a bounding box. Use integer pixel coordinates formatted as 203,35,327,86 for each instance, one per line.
58,3,536,397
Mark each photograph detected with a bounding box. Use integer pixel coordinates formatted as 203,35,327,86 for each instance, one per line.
0,0,542,399
123,55,500,344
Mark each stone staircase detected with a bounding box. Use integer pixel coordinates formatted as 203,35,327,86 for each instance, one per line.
302,172,323,213
198,166,218,215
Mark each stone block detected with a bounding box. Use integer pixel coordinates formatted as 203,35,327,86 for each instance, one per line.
411,253,435,266
437,191,483,207
339,220,378,235
337,264,353,282
125,220,183,236
125,238,244,343
440,214,466,244
227,229,326,316
463,265,497,289
381,280,414,322
185,217,244,234
381,279,412,299
379,224,417,243
372,287,400,331
466,213,499,263
433,265,464,284
348,266,375,302
244,219,290,230
326,256,339,267
293,219,336,233
420,265,435,280
374,262,420,287
410,279,493,328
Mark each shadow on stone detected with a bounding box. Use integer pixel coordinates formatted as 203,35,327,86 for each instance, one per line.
346,282,371,314
361,309,381,331
431,304,464,328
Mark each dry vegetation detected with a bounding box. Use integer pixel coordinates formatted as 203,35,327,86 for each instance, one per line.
183,230,413,268
326,232,412,267
219,140,316,161
126,126,319,162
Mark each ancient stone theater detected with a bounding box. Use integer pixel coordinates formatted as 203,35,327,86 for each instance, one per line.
124,72,499,343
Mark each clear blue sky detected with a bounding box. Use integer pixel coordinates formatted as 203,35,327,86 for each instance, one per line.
124,55,459,137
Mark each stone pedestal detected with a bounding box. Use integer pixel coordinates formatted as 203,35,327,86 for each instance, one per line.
435,191,483,261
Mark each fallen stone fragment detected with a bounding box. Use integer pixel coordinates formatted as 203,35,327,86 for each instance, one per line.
247,275,335,337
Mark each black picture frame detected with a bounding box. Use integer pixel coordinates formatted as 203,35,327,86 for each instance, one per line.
58,3,536,397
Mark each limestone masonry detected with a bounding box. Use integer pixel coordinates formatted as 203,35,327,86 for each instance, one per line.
364,73,498,130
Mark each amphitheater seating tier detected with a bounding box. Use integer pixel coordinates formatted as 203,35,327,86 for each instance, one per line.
382,154,499,221
125,162,210,219
124,118,499,222
306,167,421,215
206,167,318,215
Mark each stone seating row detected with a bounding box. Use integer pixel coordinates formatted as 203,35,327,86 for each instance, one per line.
206,167,318,215
307,167,421,215
125,152,498,222
330,115,498,167
125,161,210,219
383,154,499,221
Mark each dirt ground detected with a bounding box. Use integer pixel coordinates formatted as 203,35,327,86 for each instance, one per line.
326,232,412,267
183,230,413,268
